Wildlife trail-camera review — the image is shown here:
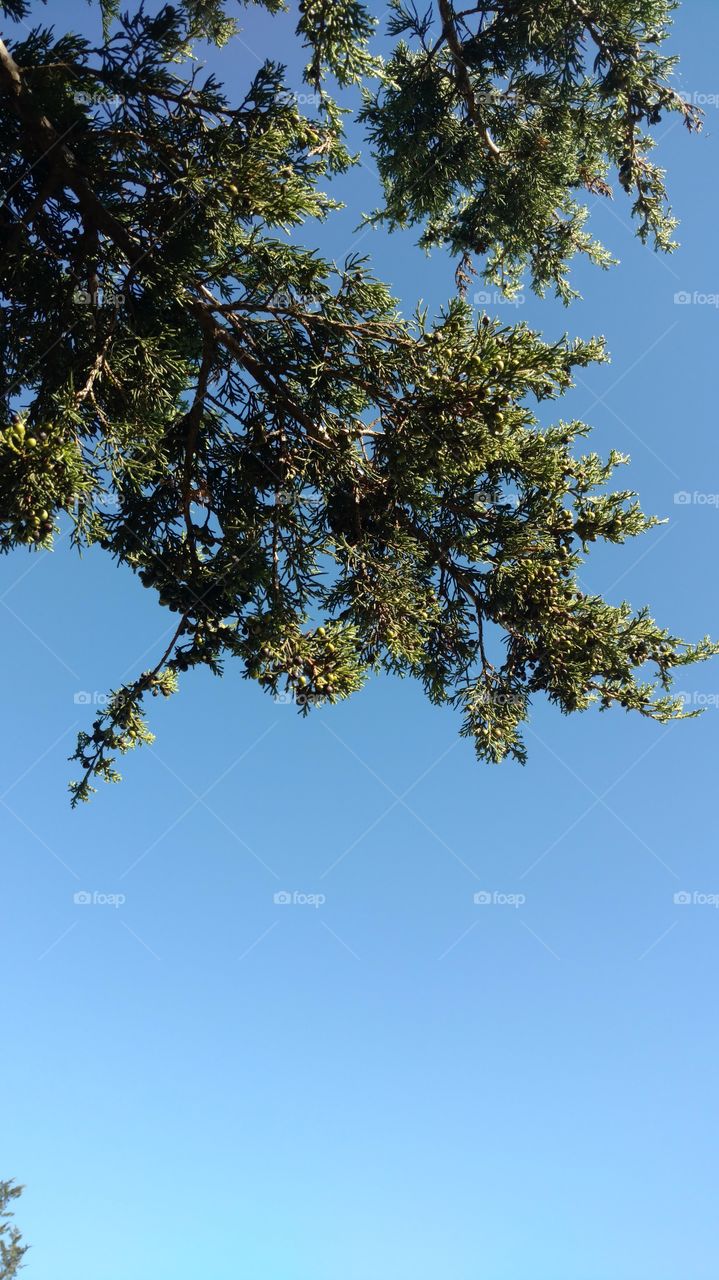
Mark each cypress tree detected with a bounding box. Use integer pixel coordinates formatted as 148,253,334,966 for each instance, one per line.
0,1,713,802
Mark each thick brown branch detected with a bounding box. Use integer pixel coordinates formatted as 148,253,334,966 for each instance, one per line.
180,335,215,566
0,37,143,263
190,290,330,448
436,0,501,157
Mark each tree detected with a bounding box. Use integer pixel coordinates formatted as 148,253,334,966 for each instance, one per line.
0,1182,27,1279
0,0,714,803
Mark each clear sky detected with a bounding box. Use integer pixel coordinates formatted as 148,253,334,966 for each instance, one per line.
2,3,718,1278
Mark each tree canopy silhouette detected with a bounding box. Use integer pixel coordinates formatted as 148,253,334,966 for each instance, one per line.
0,0,714,802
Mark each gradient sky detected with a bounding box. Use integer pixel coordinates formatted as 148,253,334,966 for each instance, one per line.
2,3,719,1278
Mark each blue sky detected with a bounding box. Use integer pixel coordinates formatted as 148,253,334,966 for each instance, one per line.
2,3,719,1278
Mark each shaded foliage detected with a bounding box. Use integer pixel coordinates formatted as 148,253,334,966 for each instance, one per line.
0,0,713,801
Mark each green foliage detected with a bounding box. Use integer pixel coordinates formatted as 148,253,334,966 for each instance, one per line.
0,413,87,550
0,2,34,20
298,0,381,89
70,667,179,805
0,1182,27,1280
0,0,714,801
361,0,699,299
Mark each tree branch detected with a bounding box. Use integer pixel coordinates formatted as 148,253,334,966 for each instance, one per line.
436,0,501,157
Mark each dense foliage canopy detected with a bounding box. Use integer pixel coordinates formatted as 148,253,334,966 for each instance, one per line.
0,0,714,801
